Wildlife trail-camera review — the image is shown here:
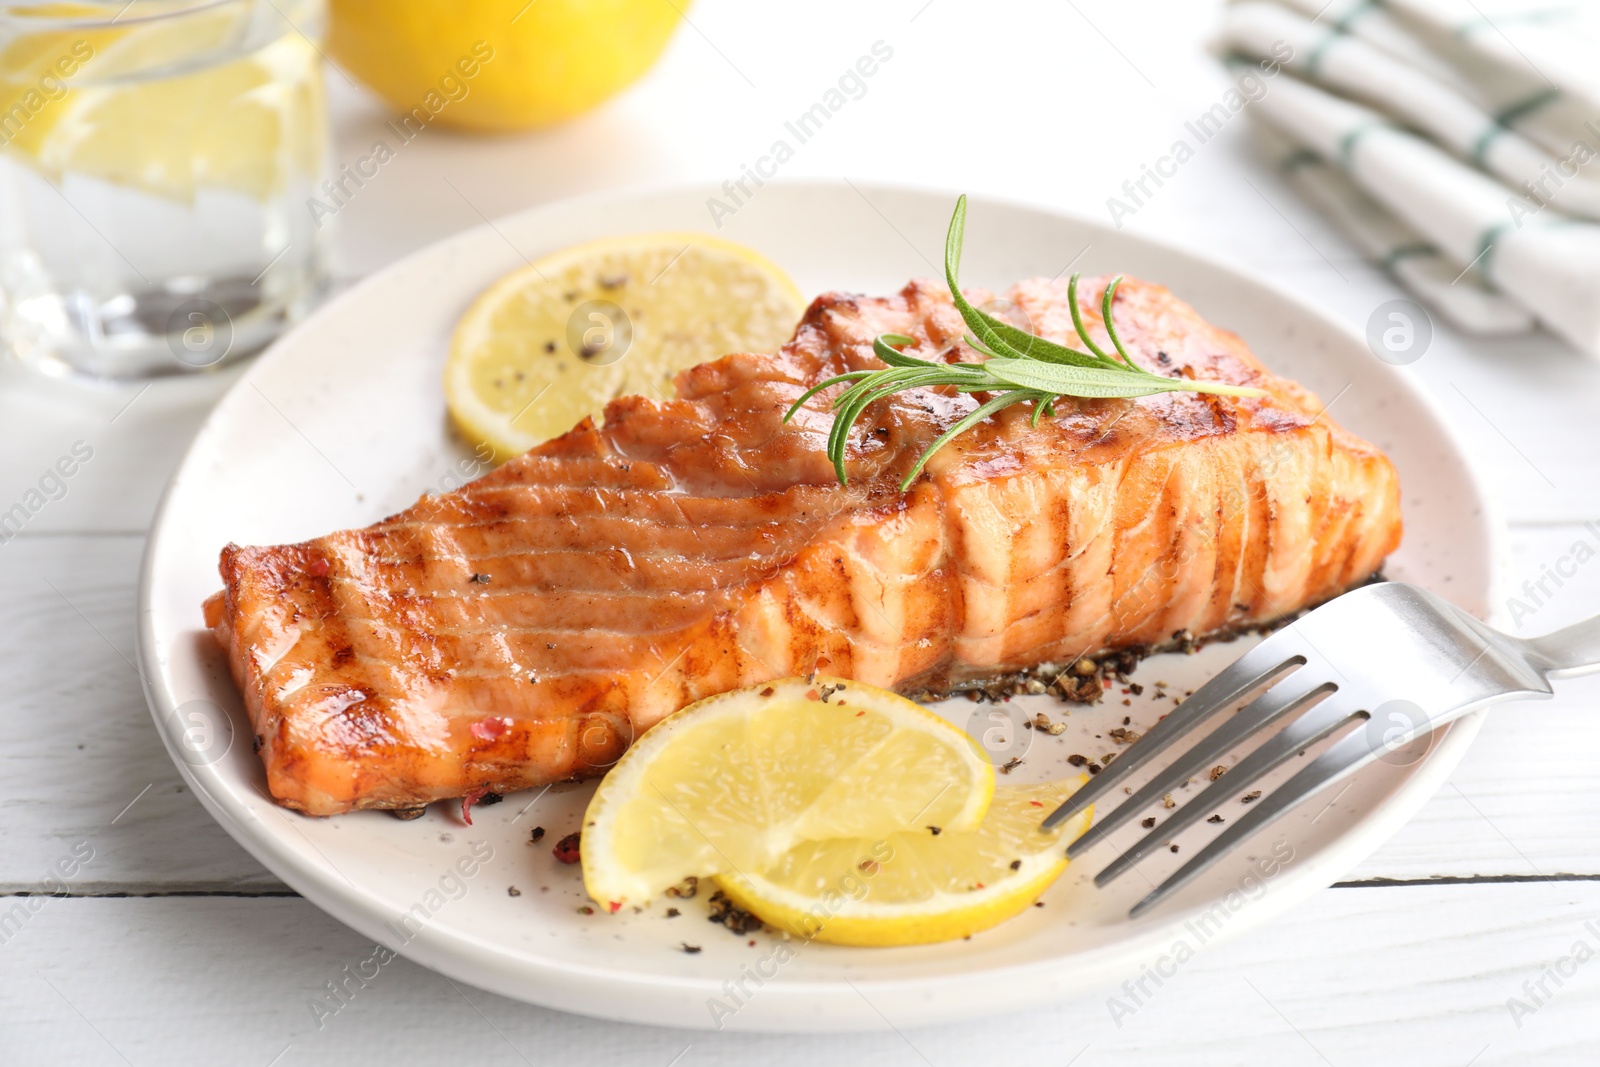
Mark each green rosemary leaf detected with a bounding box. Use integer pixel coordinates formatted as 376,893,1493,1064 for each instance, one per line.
970,305,1106,369
826,375,890,482
830,374,925,481
790,195,1269,490
1098,276,1156,375
985,357,1268,399
1099,276,1129,368
1030,395,1052,427
944,198,1110,371
943,196,1033,366
828,368,953,484
881,334,991,379
783,370,876,423
835,371,946,435
963,332,1004,360
1003,338,1109,369
982,358,1182,399
899,389,1036,491
873,333,939,369
1065,273,1132,369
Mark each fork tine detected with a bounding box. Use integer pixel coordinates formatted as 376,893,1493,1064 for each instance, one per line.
1065,673,1335,859
1041,637,1307,830
1127,727,1383,919
1093,694,1360,885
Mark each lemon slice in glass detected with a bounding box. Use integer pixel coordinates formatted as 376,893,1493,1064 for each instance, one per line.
444,232,806,463
1,8,323,202
580,677,994,913
713,780,1092,946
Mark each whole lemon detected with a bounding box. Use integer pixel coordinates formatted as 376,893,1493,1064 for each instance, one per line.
326,0,686,132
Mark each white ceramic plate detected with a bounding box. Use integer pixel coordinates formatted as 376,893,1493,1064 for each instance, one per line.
138,182,1501,1032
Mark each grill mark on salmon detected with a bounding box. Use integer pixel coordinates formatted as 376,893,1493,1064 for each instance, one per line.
205,275,1401,815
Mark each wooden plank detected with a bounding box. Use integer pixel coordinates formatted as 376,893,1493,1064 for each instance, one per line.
0,533,282,893
1345,519,1600,882
0,0,1594,1052
4,524,1599,893
0,360,240,538
1,883,1596,1061
1,274,1590,538
1,175,1597,540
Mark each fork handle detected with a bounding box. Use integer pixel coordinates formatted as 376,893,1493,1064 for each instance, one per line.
1525,613,1600,679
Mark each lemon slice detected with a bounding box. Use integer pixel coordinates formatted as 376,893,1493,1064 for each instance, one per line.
580,677,994,912
445,233,805,463
2,10,323,202
714,780,1092,946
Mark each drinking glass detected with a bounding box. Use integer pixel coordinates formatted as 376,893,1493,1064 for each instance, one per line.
0,0,330,378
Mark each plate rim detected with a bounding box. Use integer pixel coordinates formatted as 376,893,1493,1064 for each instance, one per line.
136,177,1507,1031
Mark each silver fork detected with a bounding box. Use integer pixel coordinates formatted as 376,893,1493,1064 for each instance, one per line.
1041,581,1600,918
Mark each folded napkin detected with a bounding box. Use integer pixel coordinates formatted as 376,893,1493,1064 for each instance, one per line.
1216,0,1600,355
1384,0,1600,148
1261,0,1600,158
1222,1,1600,218
1250,122,1533,334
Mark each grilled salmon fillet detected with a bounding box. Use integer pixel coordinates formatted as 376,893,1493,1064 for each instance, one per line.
205,275,1401,815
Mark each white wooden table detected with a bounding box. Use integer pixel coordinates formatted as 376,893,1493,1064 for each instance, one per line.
5,2,1600,1062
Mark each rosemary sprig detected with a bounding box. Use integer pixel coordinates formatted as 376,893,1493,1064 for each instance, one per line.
783,195,1268,490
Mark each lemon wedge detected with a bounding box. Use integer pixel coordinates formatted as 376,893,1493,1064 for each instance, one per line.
580,677,994,913
444,232,805,463
714,780,1092,946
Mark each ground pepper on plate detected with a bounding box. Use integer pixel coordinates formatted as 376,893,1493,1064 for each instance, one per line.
707,890,762,935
